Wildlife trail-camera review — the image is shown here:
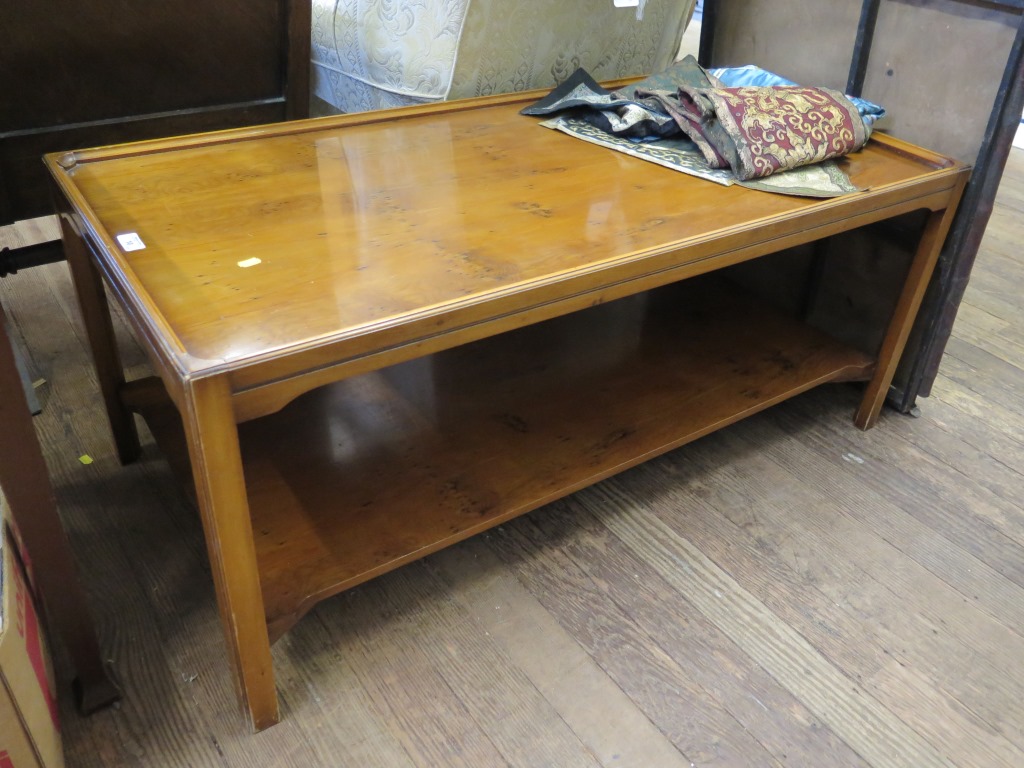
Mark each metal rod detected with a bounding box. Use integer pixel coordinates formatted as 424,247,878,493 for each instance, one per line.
847,0,882,96
0,239,66,277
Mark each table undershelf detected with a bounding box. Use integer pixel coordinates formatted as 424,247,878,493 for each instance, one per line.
131,275,874,641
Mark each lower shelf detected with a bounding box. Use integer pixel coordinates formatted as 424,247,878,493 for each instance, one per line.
135,276,874,641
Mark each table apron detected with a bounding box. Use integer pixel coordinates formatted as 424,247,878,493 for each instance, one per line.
228,181,963,423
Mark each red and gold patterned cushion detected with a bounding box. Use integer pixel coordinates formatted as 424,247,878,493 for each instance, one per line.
668,85,870,181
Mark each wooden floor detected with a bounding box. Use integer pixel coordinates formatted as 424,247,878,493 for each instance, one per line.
2,149,1024,767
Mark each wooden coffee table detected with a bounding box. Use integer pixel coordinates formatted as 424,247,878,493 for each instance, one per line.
46,89,969,731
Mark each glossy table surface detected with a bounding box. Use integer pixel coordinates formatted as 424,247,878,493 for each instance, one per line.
48,95,960,387
48,89,970,732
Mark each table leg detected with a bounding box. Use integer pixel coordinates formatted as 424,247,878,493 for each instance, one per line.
60,215,140,464
182,375,279,732
855,192,965,430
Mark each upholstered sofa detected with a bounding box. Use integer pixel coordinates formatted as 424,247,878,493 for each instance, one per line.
311,0,696,114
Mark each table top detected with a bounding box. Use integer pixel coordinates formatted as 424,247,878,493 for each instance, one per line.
47,90,966,395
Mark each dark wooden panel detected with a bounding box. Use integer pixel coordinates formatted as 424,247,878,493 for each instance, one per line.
702,0,1023,412
862,0,1018,164
0,1,310,224
704,0,861,89
283,0,312,120
0,2,282,131
806,214,929,355
905,13,1024,404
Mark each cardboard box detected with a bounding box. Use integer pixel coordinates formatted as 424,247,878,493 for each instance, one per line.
1,514,64,768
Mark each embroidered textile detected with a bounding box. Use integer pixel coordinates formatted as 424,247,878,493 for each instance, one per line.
522,56,873,196
540,116,861,198
651,84,871,180
710,64,887,127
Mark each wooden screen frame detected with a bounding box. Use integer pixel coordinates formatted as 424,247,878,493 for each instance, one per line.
698,0,1024,411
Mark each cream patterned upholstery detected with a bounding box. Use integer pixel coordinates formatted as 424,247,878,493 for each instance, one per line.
311,0,696,113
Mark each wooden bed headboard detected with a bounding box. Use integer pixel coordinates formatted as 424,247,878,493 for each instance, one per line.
0,0,311,225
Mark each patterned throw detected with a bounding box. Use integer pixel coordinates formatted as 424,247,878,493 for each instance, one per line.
522,57,875,197
537,115,862,198
647,84,871,181
709,64,887,128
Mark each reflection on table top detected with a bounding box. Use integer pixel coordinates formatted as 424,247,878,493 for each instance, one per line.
48,96,962,376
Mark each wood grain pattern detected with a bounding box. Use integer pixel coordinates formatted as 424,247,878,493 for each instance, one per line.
0,254,309,766
488,517,784,767
181,375,278,731
430,541,695,767
590,483,958,768
44,99,965,395
764,390,1024,606
317,563,602,767
42,88,971,734
0,146,1021,765
133,276,873,642
490,502,874,767
660,424,1024,759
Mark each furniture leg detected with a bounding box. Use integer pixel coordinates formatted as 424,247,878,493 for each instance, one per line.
60,215,141,463
855,188,967,429
0,301,120,714
182,375,279,732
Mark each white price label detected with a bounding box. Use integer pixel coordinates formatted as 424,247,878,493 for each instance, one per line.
613,0,646,19
116,232,146,251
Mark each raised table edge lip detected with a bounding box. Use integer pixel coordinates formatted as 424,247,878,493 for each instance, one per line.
47,89,973,732
43,93,971,422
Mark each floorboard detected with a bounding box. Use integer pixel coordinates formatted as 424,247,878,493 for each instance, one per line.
2,148,1023,767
